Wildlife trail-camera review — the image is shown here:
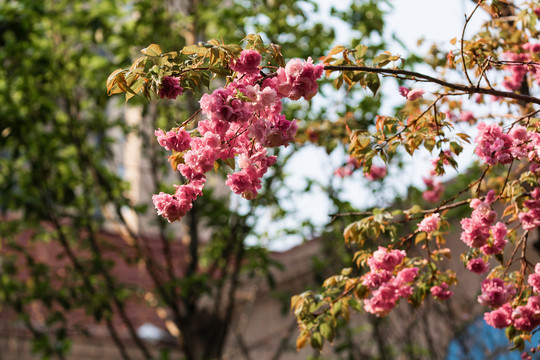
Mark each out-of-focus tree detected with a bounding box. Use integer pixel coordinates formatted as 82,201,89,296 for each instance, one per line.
0,1,397,359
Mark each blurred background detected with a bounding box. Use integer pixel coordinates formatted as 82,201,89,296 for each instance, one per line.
0,0,535,359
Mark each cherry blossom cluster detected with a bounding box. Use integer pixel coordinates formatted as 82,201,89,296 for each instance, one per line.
474,122,540,232
466,258,489,274
152,50,323,222
361,247,418,317
485,265,540,359
365,165,387,181
500,42,540,92
474,123,540,166
460,190,509,255
466,120,540,337
519,187,540,230
482,279,540,332
334,156,359,178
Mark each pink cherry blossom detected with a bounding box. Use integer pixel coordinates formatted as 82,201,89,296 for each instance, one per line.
362,270,393,289
523,42,540,53
418,213,440,233
154,128,191,152
364,165,387,181
159,76,184,100
466,258,489,274
500,51,530,91
152,192,189,223
367,246,406,272
461,191,498,249
484,303,513,328
251,115,297,148
274,57,323,101
431,282,453,300
406,88,424,101
398,86,409,97
334,167,353,178
459,111,475,123
481,222,508,255
230,50,262,76
422,177,444,203
364,284,399,317
478,278,515,308
395,268,418,285
528,263,540,293
518,188,540,230
475,122,513,165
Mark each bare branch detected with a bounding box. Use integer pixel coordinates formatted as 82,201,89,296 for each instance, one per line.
323,65,540,105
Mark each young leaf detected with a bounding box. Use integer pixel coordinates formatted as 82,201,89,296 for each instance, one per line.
366,73,380,95
141,44,162,57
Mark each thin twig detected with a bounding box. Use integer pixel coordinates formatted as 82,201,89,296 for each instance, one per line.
461,1,483,86
375,95,444,149
499,160,514,197
503,231,528,279
180,108,202,128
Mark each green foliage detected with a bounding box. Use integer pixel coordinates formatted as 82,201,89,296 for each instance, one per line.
0,0,350,359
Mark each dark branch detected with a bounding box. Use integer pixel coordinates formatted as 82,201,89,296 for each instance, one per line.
323,65,540,105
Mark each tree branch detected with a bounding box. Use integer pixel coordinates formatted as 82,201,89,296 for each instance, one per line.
323,65,540,105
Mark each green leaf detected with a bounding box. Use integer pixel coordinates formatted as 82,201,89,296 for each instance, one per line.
449,141,463,155
328,45,346,56
373,53,390,67
141,44,162,56
355,44,368,58
407,205,423,214
365,73,380,95
320,322,335,342
181,45,209,55
310,332,324,351
424,138,436,152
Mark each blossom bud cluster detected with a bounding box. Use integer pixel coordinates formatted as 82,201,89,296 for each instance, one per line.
152,50,323,221
362,247,418,317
